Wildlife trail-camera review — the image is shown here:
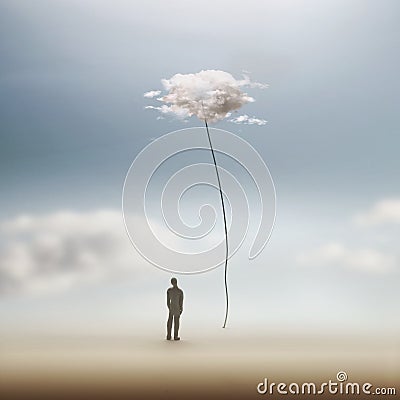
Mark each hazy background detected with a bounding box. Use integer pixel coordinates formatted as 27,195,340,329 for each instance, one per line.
0,1,399,397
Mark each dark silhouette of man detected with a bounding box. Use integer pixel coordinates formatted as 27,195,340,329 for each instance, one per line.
166,277,183,340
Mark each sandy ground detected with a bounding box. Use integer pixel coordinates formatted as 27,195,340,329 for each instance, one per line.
0,330,398,399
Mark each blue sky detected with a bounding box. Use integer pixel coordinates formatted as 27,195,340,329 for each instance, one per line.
0,0,399,335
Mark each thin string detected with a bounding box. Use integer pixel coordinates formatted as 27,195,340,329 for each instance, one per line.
203,117,229,329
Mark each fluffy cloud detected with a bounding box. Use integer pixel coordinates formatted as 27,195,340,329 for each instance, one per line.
0,210,147,296
354,198,400,226
145,70,267,123
297,242,396,274
229,114,267,126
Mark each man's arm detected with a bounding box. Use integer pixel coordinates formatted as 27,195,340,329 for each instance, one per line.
179,290,184,314
167,289,170,310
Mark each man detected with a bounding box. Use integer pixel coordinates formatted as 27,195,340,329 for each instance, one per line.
166,277,184,341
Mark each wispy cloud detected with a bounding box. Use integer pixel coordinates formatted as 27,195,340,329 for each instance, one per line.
354,198,400,226
143,90,161,98
297,242,396,274
229,114,267,126
239,74,269,89
0,210,147,296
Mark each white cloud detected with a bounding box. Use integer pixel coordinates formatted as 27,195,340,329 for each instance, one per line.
229,114,267,126
354,198,400,226
145,104,183,115
143,90,161,98
239,74,269,89
297,242,396,274
145,70,267,123
0,210,147,296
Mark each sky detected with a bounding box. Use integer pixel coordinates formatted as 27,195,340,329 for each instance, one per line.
0,0,399,336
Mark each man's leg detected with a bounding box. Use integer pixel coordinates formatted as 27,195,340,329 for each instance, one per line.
173,313,180,339
166,312,173,339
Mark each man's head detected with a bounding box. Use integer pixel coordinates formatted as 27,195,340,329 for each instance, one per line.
171,277,178,287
